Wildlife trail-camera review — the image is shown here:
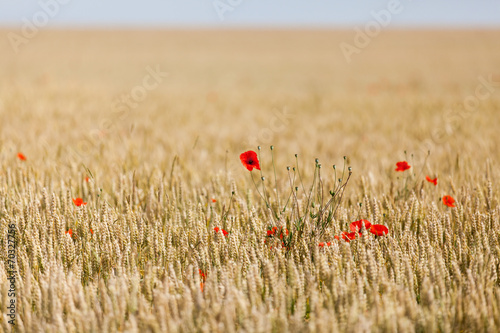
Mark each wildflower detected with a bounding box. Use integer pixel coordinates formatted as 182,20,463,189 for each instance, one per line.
267,230,273,236
211,198,217,203
85,176,90,182
319,242,325,247
90,229,94,235
66,229,73,238
335,231,357,242
72,198,87,206
222,229,228,237
350,219,372,233
395,161,411,172
326,242,331,246
369,224,389,236
214,227,220,233
239,150,261,171
199,269,206,292
17,153,26,161
426,176,438,186
442,195,456,208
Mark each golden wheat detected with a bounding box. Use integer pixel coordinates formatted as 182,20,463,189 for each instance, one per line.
0,29,500,332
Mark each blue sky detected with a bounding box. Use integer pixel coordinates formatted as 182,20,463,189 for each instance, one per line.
0,0,499,28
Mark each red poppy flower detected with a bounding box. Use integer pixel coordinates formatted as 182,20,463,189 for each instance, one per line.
369,224,389,236
442,195,456,208
267,230,273,236
72,198,87,206
318,242,325,247
335,231,358,242
326,242,331,246
426,176,437,186
240,151,261,171
222,229,228,237
90,228,94,235
343,232,358,241
350,219,372,233
214,227,220,233
66,229,73,238
199,269,206,292
211,198,217,203
395,161,411,172
85,176,90,182
199,269,206,281
17,153,26,161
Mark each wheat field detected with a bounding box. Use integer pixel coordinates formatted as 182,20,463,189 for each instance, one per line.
1,29,500,332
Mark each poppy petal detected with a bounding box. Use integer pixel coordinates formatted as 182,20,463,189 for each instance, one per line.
240,151,261,171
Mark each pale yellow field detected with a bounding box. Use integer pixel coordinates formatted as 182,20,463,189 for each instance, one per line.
1,30,500,332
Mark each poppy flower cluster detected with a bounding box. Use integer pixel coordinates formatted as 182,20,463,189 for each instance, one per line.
72,198,87,206
394,160,455,209
264,227,290,250
333,219,388,243
239,150,261,171
266,226,289,239
214,227,228,237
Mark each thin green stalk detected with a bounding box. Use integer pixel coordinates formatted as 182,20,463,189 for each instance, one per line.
270,146,281,212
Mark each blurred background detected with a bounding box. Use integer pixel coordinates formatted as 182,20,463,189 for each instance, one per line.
0,1,499,187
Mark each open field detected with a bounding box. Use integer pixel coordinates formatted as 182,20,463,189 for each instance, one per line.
1,29,500,332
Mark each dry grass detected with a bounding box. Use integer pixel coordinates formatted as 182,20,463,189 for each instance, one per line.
1,29,500,332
